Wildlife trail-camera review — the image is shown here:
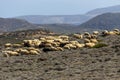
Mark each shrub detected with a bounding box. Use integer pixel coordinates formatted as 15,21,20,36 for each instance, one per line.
92,43,108,48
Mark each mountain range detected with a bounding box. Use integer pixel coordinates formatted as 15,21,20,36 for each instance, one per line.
1,5,120,33
15,5,120,25
78,13,120,31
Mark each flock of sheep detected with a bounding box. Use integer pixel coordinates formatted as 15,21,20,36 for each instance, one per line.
2,29,120,57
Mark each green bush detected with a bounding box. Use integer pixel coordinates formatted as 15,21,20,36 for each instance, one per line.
92,43,108,48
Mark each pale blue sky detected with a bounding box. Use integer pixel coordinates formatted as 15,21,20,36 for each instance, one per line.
1,0,120,17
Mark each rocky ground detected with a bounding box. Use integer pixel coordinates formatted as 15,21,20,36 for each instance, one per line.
0,35,120,80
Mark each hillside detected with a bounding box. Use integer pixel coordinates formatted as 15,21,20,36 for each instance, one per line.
0,29,120,80
0,18,38,32
15,5,120,25
86,5,120,16
78,13,120,30
36,24,78,33
16,15,91,25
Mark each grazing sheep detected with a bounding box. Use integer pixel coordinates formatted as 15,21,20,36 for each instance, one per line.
58,35,69,40
54,39,63,42
90,39,98,43
93,31,99,35
19,49,30,55
56,47,64,51
108,31,116,35
39,37,46,41
45,40,54,44
84,39,91,43
73,34,83,39
113,29,120,34
45,36,55,40
91,34,98,39
4,43,12,47
113,29,119,32
102,30,109,36
27,47,41,53
84,32,90,36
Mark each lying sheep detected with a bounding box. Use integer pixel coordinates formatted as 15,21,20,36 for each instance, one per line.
75,43,85,48
4,43,12,48
90,39,98,43
64,44,76,49
85,42,96,47
45,36,55,40
29,50,39,55
12,44,22,48
2,51,19,57
58,35,69,40
43,46,56,52
84,38,91,43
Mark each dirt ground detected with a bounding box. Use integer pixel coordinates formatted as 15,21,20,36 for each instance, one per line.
0,35,120,80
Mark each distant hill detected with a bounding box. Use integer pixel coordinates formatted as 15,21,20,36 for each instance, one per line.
15,5,120,25
0,17,77,33
16,15,91,25
86,5,120,16
0,18,39,32
36,24,77,33
78,13,120,31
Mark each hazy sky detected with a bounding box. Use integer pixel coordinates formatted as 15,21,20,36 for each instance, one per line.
1,0,120,17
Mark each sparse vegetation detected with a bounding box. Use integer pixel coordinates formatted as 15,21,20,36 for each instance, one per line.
92,43,108,48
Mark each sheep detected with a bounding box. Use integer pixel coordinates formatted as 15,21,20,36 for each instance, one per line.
58,35,69,40
90,39,98,43
23,40,33,47
12,44,22,48
2,51,19,57
43,46,57,52
91,34,98,39
101,30,109,36
108,31,116,35
93,31,99,35
18,49,30,55
29,50,39,55
113,29,120,34
45,36,55,40
73,34,83,39
54,38,63,42
64,44,76,49
51,42,60,47
33,40,41,47
84,32,90,36
39,37,46,41
75,43,85,48
4,43,12,47
113,29,119,32
27,47,41,53
85,42,96,47
45,40,54,44
84,38,91,43
56,47,64,51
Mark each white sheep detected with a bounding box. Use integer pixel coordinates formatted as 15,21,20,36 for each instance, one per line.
85,42,95,47
2,51,19,57
4,43,12,47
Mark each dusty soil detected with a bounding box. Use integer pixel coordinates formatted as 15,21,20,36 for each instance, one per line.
0,35,120,80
